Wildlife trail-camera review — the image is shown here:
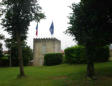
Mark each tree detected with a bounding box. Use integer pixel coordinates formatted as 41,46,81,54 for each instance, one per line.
22,45,33,66
1,0,45,77
67,1,112,79
0,34,4,58
5,38,33,66
5,38,12,66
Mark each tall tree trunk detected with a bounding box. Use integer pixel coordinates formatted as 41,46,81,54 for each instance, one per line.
16,32,25,77
86,44,96,80
87,60,95,78
9,50,12,67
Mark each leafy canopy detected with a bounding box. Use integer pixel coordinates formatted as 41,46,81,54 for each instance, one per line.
1,0,45,39
67,0,112,46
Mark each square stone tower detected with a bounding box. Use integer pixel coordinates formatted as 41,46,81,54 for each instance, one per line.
33,38,61,66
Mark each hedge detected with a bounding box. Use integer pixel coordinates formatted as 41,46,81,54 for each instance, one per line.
44,53,63,66
64,45,86,64
0,59,9,67
64,45,109,64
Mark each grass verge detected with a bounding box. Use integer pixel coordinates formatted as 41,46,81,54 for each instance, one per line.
0,62,112,86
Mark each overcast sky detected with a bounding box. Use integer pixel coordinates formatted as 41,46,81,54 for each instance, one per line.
0,0,80,50
27,0,80,50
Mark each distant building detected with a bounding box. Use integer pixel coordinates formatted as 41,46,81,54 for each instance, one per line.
33,38,61,66
3,51,9,56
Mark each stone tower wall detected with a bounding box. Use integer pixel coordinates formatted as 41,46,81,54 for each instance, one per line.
33,38,61,66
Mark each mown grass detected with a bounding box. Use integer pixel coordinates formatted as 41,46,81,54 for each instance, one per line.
0,62,112,86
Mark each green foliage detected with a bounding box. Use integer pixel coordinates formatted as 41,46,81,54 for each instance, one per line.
0,59,9,67
93,46,109,62
0,43,3,58
1,55,9,60
64,45,109,64
5,38,33,66
0,34,4,58
64,45,86,64
0,34,4,40
67,1,112,77
0,44,33,67
0,55,9,67
1,0,45,76
67,1,112,46
11,45,33,66
1,0,45,39
44,53,63,66
22,46,33,66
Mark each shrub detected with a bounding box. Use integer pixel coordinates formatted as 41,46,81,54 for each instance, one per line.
44,53,63,66
0,59,9,67
64,45,109,64
11,45,33,66
64,45,86,64
22,46,33,66
0,55,9,67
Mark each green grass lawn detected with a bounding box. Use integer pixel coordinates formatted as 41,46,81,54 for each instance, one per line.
0,62,112,86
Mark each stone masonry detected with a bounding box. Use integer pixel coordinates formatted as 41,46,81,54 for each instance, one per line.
33,38,61,66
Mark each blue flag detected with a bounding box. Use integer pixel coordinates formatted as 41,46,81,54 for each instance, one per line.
49,21,54,35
